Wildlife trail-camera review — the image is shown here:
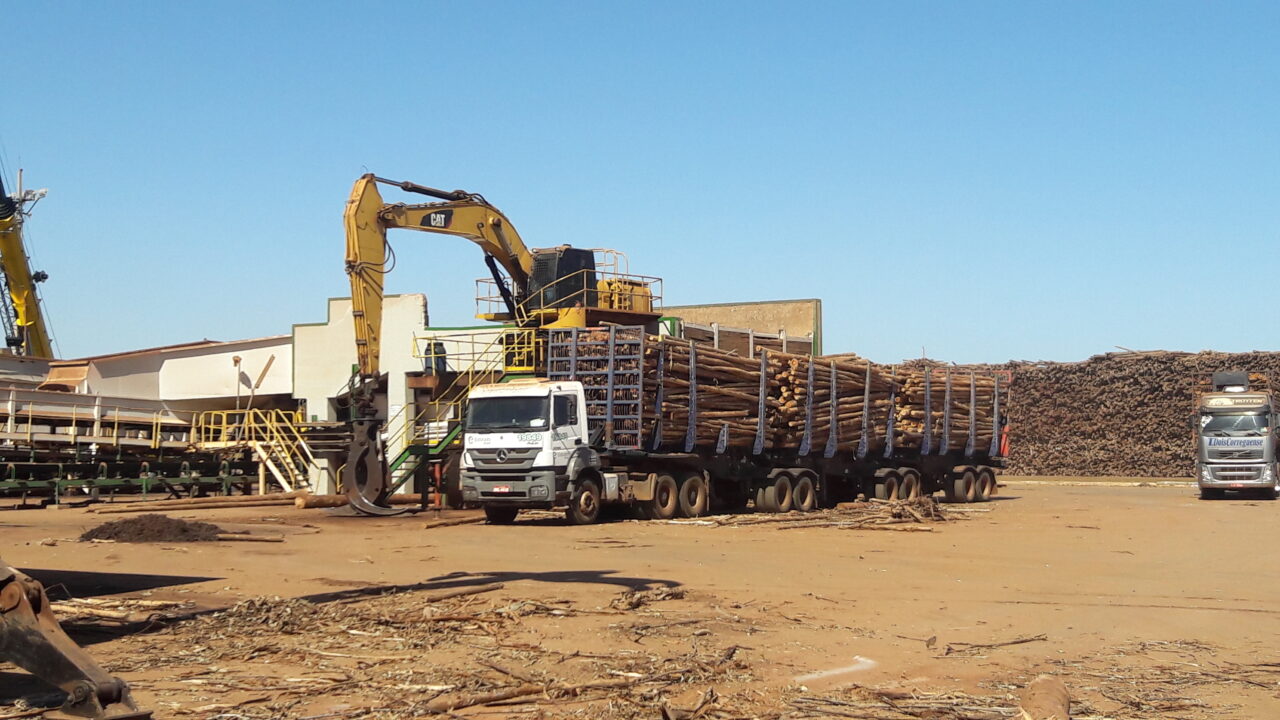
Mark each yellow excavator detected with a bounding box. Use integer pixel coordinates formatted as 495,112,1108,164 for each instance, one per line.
0,173,55,358
341,174,661,514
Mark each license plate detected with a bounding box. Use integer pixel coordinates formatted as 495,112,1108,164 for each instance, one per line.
493,485,512,493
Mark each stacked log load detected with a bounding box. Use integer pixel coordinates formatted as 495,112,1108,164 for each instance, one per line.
644,336,782,449
893,366,1002,453
767,352,898,452
1003,350,1280,478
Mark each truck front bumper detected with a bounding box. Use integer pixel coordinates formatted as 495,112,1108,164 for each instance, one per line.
460,470,569,508
1198,463,1277,489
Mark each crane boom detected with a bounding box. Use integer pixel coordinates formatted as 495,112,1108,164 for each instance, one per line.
0,175,54,358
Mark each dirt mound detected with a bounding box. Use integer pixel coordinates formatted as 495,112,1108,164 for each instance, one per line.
80,514,224,543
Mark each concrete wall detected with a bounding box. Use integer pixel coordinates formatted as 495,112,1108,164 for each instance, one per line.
160,338,292,401
79,337,293,404
293,294,429,493
0,354,53,389
665,299,823,354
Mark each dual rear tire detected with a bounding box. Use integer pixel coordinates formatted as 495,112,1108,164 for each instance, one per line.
755,471,818,513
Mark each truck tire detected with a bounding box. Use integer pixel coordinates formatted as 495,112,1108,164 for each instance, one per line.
645,473,679,520
898,469,921,500
948,470,977,503
756,474,794,513
567,479,602,525
677,473,709,517
792,474,817,512
978,467,997,498
484,506,519,525
972,472,989,502
874,472,900,501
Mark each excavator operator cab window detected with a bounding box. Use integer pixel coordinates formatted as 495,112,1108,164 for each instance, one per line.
527,247,597,311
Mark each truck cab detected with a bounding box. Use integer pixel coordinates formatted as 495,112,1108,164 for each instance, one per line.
459,380,605,522
1196,372,1279,500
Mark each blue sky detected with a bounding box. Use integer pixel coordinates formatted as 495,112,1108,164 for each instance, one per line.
6,1,1278,363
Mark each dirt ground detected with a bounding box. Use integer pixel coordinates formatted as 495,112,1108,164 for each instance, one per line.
3,480,1278,718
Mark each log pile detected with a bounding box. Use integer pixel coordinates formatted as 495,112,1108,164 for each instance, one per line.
893,367,1002,453
767,352,898,452
645,336,780,449
1004,350,1280,477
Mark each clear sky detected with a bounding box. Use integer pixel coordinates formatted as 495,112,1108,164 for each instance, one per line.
6,1,1278,364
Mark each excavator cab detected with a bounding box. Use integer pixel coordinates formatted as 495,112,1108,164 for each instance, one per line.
526,246,597,311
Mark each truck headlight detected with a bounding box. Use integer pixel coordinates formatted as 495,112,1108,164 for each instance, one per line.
1200,466,1212,481
531,485,549,498
1263,466,1274,481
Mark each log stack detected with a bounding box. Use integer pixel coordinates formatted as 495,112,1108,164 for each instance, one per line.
893,367,1003,453
767,352,898,452
1004,350,1280,477
645,336,780,449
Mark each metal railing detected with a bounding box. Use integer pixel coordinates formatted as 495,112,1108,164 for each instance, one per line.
193,409,315,491
396,328,539,452
0,388,194,449
475,250,662,323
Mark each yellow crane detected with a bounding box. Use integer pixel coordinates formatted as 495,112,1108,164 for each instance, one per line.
340,174,661,514
0,173,54,358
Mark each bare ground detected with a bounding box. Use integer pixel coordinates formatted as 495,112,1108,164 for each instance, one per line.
3,481,1278,718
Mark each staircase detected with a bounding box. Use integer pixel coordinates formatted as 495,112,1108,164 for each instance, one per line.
194,409,324,493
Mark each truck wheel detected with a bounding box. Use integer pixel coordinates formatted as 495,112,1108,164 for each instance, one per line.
567,479,602,525
874,472,900,501
1199,488,1224,500
899,470,921,500
949,470,977,503
483,506,519,525
978,467,997,498
973,471,990,502
792,474,817,512
645,473,679,520
756,474,793,513
677,473,709,517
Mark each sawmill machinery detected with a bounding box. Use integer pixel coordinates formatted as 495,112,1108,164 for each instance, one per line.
0,172,55,358
0,558,150,719
340,174,662,514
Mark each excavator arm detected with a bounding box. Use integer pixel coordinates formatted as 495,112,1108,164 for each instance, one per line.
340,174,537,515
0,559,150,719
344,174,534,380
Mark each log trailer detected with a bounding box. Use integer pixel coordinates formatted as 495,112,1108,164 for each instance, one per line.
461,327,1007,524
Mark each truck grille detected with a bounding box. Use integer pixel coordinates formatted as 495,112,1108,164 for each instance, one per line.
1208,448,1264,461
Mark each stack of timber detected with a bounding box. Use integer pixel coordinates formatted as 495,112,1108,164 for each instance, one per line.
893,367,1003,453
645,335,779,449
767,352,898,452
1004,350,1280,477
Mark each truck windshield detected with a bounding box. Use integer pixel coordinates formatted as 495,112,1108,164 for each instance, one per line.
1200,413,1269,436
467,396,549,431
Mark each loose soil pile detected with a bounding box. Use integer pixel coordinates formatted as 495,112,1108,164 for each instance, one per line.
79,514,224,543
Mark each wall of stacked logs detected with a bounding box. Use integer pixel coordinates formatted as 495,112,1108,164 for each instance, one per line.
1002,350,1280,478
